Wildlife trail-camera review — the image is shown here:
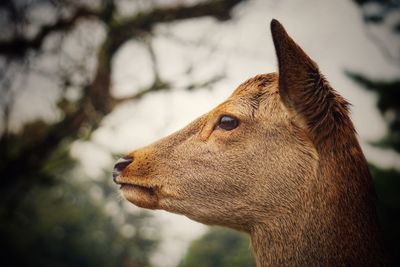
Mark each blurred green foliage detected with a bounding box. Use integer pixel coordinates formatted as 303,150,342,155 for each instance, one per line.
347,72,400,264
0,144,159,267
179,227,256,267
346,72,400,152
370,164,400,264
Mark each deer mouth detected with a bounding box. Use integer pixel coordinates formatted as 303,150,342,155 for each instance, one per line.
118,182,159,209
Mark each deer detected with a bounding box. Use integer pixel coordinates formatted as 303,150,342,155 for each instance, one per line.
112,19,387,266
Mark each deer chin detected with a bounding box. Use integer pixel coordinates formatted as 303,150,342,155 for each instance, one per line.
119,182,159,209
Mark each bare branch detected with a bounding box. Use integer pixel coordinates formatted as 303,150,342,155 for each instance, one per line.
113,72,225,105
0,6,99,58
111,0,245,42
143,35,161,85
113,80,171,105
87,0,247,114
183,73,226,91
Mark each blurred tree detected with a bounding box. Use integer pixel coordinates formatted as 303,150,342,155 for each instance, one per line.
0,0,247,266
179,227,256,267
350,0,400,264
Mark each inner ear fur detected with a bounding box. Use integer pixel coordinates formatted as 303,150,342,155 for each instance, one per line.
270,19,351,146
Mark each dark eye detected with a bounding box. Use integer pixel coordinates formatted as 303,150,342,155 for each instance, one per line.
217,115,239,131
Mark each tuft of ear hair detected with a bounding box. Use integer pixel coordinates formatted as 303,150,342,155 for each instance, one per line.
270,19,352,147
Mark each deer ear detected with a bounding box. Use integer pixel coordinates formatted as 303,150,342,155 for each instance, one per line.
270,19,349,144
270,19,319,115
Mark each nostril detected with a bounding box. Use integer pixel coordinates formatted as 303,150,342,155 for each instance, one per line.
114,156,133,172
113,156,134,181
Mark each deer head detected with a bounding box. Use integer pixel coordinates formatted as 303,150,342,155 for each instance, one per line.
113,19,386,266
112,19,351,229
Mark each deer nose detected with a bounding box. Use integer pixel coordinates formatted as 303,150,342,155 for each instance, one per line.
113,156,133,182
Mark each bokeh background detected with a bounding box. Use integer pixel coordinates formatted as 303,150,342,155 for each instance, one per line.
0,0,399,266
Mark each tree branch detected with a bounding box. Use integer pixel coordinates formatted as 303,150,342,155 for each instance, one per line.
111,0,245,42
87,0,247,114
0,6,99,58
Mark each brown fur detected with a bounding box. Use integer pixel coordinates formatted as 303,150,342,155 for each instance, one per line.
114,20,387,266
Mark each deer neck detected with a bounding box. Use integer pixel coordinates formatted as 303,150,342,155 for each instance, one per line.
250,135,386,267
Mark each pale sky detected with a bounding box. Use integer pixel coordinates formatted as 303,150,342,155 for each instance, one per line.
7,0,398,266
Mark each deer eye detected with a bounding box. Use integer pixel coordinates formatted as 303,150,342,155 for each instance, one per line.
217,115,239,131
